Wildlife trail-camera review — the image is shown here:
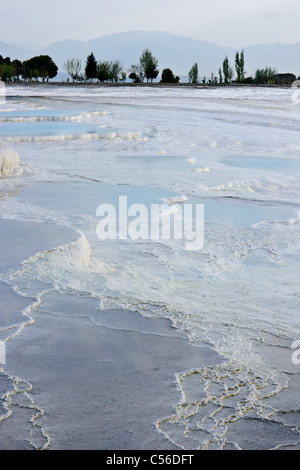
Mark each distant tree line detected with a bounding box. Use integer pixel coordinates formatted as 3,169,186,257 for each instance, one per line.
63,49,163,84
0,54,58,82
0,48,296,86
188,51,283,86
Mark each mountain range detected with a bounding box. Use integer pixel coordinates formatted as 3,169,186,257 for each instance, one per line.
1,30,300,78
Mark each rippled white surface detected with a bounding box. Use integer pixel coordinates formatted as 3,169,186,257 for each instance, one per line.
1,84,300,449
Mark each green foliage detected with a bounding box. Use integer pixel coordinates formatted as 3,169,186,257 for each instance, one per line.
235,50,245,83
218,67,223,84
1,54,57,82
139,49,159,83
254,67,277,84
223,56,229,83
0,56,11,81
110,60,123,83
11,59,23,79
0,63,13,81
0,47,281,89
188,63,198,84
96,60,123,83
222,56,234,83
129,72,139,83
242,76,254,84
161,68,179,83
96,61,112,82
85,52,97,81
24,55,58,82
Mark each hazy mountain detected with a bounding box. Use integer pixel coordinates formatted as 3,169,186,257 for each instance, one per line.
41,31,235,76
1,31,300,78
0,41,30,61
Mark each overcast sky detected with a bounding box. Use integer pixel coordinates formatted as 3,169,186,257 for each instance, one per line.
1,0,300,48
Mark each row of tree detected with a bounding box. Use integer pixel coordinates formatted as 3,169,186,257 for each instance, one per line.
0,49,278,85
191,52,279,85
0,54,58,82
188,52,243,84
187,51,274,85
63,49,168,84
68,49,277,85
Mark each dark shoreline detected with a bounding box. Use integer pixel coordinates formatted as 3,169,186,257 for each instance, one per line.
4,81,292,89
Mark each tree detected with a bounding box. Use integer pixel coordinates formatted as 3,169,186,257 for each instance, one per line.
235,50,245,83
110,60,123,83
254,67,277,84
40,55,58,82
0,56,11,65
11,59,23,81
161,68,179,83
223,56,233,83
22,60,32,81
0,63,13,81
139,49,159,83
32,68,40,82
223,56,229,83
0,55,23,82
22,55,57,82
0,56,12,81
85,52,97,82
129,72,139,83
218,67,223,84
188,63,198,84
128,64,144,82
239,50,245,81
63,58,82,82
97,61,112,82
